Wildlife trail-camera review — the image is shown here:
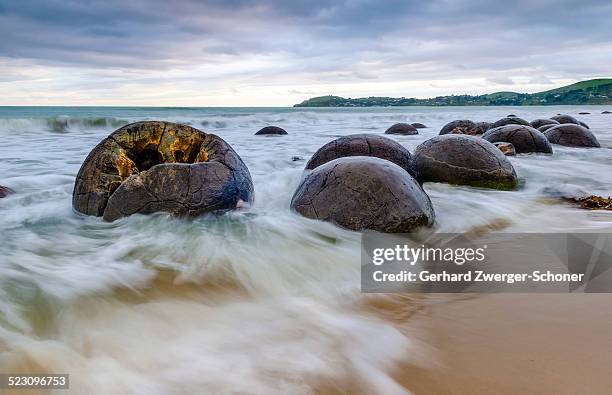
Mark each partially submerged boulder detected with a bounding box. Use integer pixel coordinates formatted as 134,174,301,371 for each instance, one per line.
579,112,591,115
543,124,600,148
255,126,287,135
304,134,418,179
493,142,516,156
475,122,492,134
73,121,254,221
439,120,480,135
490,117,530,129
411,122,427,129
482,125,553,154
530,118,559,129
291,156,435,233
551,114,579,125
385,123,418,135
537,124,558,133
413,135,518,190
603,111,612,114
0,185,14,198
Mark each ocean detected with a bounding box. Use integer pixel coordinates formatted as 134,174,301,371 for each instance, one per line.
1,105,611,394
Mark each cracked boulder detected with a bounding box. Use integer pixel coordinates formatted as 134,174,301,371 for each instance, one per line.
439,120,481,135
413,135,518,190
0,185,13,198
72,121,254,221
291,156,435,233
543,124,600,148
305,134,418,180
482,125,553,154
385,123,418,135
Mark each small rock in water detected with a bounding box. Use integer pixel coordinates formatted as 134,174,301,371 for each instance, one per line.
507,114,517,118
255,126,288,135
493,142,516,156
385,123,418,135
0,185,14,198
602,110,612,114
291,156,303,161
411,122,427,129
563,195,612,210
579,112,591,115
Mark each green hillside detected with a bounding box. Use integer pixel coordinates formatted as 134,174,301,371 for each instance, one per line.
294,78,612,107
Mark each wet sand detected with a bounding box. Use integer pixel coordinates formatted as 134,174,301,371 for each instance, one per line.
400,294,612,394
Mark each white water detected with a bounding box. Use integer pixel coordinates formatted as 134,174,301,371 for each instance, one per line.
0,106,611,394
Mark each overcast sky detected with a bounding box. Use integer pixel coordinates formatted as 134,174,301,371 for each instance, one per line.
0,0,611,106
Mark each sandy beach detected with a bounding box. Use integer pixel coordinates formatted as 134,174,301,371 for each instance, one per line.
400,294,612,394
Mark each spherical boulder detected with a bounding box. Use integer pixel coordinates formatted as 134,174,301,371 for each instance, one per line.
493,142,516,156
475,122,492,134
255,126,287,135
304,134,418,179
543,124,600,148
439,120,480,135
385,123,418,135
73,121,254,221
490,117,530,129
537,124,558,133
530,118,559,129
0,185,14,198
551,114,579,125
413,135,518,190
482,125,553,154
411,122,427,129
291,156,435,233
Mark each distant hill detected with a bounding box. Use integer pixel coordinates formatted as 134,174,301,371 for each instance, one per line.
294,79,612,107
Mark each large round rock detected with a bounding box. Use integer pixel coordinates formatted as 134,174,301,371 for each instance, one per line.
530,119,559,129
490,117,530,128
291,157,435,233
305,134,418,179
482,125,553,154
439,120,481,135
385,123,418,135
551,114,579,125
543,124,600,148
255,126,287,135
413,135,518,190
0,185,13,198
73,121,254,221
